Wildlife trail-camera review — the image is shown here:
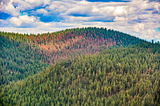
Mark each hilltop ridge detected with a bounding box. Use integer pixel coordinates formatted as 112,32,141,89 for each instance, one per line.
0,27,147,85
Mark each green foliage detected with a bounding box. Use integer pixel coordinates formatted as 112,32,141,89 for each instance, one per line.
0,27,147,85
0,34,50,85
0,42,160,105
0,28,159,105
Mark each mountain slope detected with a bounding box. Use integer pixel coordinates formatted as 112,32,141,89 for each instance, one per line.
0,42,160,106
0,34,49,85
1,27,146,62
0,27,147,85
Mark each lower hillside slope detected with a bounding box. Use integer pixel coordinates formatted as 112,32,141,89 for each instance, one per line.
0,34,49,85
0,42,160,106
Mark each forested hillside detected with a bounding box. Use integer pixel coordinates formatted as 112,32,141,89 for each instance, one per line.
0,27,146,85
0,42,160,106
1,28,146,62
0,34,49,85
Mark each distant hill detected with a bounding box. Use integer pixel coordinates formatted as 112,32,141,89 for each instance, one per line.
0,27,147,85
1,27,146,62
0,42,160,106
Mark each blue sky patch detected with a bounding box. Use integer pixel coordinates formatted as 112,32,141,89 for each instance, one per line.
155,27,160,32
93,20,114,22
152,10,159,14
0,12,11,20
69,13,89,17
20,5,49,13
19,12,26,16
40,16,62,22
12,2,18,8
142,12,149,14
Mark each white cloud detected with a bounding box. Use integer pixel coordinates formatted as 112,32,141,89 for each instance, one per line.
10,0,51,12
36,9,48,15
0,0,19,16
9,17,22,26
134,23,145,32
140,29,160,41
9,15,36,26
92,6,115,15
25,0,50,4
64,5,92,16
113,6,127,16
65,16,92,22
114,16,127,21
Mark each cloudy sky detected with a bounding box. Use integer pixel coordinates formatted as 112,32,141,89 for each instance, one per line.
0,0,159,41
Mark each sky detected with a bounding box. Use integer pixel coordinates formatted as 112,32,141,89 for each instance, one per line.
0,0,159,41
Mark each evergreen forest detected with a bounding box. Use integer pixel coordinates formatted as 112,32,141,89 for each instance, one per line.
0,27,160,106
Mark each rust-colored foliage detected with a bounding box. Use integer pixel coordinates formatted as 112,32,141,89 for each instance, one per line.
2,28,121,64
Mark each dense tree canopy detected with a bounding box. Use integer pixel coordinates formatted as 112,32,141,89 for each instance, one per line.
0,28,146,85
0,28,159,106
0,34,49,85
0,42,160,106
